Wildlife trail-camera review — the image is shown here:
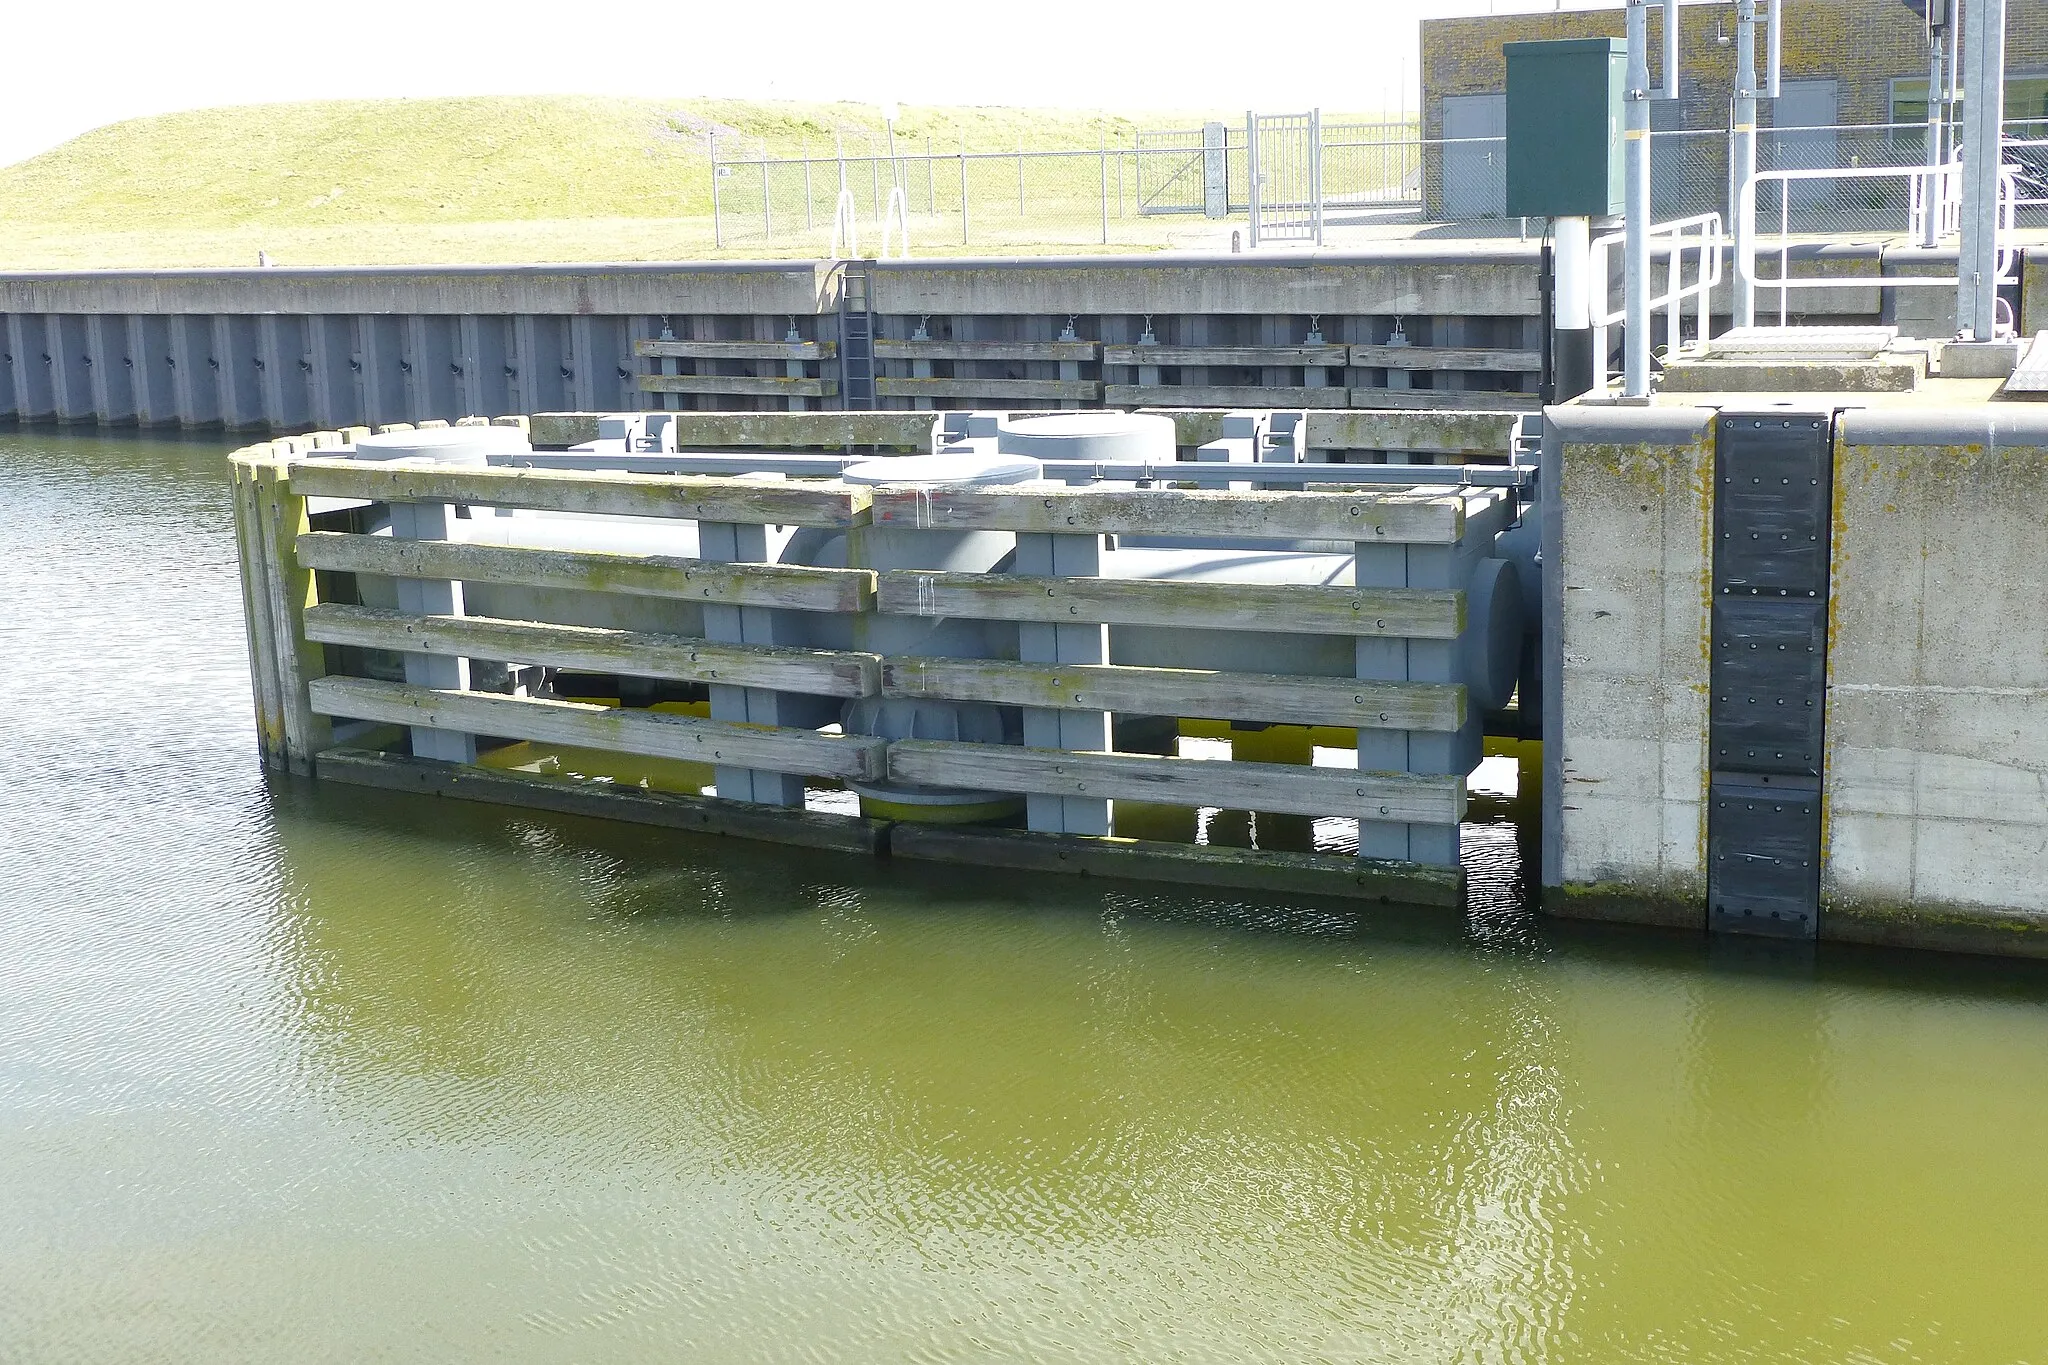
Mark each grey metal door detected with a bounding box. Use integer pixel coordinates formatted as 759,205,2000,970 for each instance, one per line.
1442,94,1506,219
1768,79,1840,216
1248,109,1323,245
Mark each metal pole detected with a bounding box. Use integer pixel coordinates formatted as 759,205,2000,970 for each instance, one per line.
804,155,814,232
1958,0,2008,340
1624,0,1653,397
960,151,970,245
1766,0,1782,97
1311,107,1324,246
1922,30,1945,247
762,161,771,242
927,135,935,213
711,133,723,249
1018,145,1025,216
1100,147,1110,244
1246,110,1262,248
1733,0,1759,326
1661,0,1680,100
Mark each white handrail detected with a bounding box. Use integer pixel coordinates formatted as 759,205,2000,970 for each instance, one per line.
1589,212,1723,394
829,189,859,260
1737,163,2019,329
880,187,912,260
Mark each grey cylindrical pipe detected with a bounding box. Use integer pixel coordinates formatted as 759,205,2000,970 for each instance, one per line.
1733,0,1759,327
1625,0,1653,397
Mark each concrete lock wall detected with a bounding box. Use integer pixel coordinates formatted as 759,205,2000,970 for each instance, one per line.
1540,405,1717,929
1823,409,2048,957
0,247,1952,433
1543,402,2048,958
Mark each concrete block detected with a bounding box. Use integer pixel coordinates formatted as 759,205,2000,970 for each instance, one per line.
1940,339,2021,378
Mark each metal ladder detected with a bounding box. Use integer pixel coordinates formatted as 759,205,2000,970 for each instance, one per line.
837,263,877,410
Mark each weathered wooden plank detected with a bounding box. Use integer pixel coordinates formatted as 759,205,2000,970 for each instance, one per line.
874,377,1102,400
1348,344,1543,372
255,458,332,774
869,484,1464,542
1299,410,1519,456
1102,345,1352,367
633,339,830,360
316,747,886,855
288,458,869,527
528,410,939,452
1105,383,1352,409
881,656,1463,731
306,604,881,697
229,453,287,768
309,677,886,780
638,374,838,398
873,340,1099,362
298,532,874,613
886,740,1466,824
890,823,1465,907
878,571,1462,638
1347,387,1542,413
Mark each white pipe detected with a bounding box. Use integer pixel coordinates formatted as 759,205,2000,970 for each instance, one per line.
1555,216,1592,330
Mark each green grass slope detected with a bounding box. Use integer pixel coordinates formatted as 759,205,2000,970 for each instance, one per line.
0,95,1148,231
0,96,1401,268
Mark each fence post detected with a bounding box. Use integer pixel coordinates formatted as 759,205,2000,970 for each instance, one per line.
926,134,936,213
1100,147,1110,244
960,149,970,244
1246,110,1262,247
1018,144,1026,216
804,152,814,231
762,161,771,242
711,132,723,249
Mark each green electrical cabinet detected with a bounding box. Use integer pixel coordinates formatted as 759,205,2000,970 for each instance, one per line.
1504,38,1626,218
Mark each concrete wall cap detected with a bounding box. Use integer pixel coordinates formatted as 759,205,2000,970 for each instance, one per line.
1544,404,1715,446
1838,407,2048,448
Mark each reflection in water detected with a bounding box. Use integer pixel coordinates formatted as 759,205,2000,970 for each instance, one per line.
4,429,2048,1363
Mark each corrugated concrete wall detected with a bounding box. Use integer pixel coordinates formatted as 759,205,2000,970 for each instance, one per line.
0,248,1917,432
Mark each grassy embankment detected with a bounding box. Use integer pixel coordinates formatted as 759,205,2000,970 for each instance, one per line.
0,97,1401,271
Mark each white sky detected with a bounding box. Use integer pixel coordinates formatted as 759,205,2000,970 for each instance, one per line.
0,0,1621,169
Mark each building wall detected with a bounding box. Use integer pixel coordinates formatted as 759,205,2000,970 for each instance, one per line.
1421,0,2048,137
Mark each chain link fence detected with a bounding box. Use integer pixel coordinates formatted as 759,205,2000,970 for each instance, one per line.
712,119,2048,255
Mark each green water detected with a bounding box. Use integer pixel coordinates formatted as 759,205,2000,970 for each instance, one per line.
3,428,2047,1364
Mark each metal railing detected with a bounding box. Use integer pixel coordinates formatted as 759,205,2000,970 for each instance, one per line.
707,117,2048,257
1589,213,1724,393
1737,164,2018,328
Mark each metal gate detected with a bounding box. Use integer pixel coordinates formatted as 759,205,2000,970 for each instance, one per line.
1247,109,1323,246
1136,128,1209,215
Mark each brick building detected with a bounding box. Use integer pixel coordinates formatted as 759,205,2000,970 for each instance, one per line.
1419,0,2048,218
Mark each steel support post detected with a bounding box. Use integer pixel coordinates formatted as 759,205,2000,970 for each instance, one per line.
1957,0,2008,340
1733,0,1760,327
1624,0,1653,398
